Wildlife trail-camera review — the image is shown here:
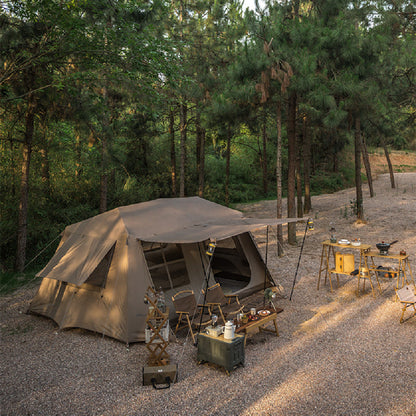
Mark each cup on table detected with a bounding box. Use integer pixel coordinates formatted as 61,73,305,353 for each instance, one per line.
250,308,256,316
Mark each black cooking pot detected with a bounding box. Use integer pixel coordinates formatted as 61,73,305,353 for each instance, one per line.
376,240,398,254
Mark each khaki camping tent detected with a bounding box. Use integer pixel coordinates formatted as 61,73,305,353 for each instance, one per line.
29,197,298,343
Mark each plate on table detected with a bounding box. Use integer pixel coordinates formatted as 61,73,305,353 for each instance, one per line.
258,310,271,316
338,239,350,245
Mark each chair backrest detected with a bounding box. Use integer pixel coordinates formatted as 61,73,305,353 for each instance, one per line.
396,285,416,303
203,283,227,305
172,290,197,314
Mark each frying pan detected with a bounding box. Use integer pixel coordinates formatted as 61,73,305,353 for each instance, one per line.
376,240,398,254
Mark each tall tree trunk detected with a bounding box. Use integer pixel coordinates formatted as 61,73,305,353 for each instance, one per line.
383,144,395,189
225,125,231,206
196,111,205,197
276,101,284,257
169,109,177,197
100,83,110,213
75,125,82,181
296,131,303,218
100,134,108,213
360,134,374,197
287,93,297,245
179,102,187,197
40,123,50,193
15,95,35,271
262,110,268,196
303,116,312,214
354,117,364,220
198,125,205,197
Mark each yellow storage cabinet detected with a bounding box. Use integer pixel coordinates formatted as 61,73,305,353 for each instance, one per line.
335,252,355,274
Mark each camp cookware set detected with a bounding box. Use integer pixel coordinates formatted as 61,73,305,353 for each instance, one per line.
376,240,398,255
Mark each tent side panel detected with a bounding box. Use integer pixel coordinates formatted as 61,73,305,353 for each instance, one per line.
181,243,215,303
30,236,130,343
29,278,67,323
126,238,153,343
233,232,273,297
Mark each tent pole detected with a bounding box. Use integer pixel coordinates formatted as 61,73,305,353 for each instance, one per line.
196,241,216,345
263,226,269,309
289,221,308,301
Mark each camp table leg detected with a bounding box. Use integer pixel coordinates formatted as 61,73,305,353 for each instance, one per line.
317,244,328,290
405,259,415,286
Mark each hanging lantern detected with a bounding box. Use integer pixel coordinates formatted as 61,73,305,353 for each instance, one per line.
329,223,337,243
206,240,216,256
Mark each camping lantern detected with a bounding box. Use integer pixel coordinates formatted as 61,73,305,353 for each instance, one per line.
206,240,216,256
307,218,314,231
329,223,336,243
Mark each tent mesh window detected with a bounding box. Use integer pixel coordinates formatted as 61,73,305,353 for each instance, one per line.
142,242,190,290
83,243,116,289
210,237,251,289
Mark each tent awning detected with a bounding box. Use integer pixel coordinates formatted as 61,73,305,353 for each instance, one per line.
137,217,303,243
36,233,116,286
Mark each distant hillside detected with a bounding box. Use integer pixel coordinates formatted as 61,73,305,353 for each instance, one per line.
368,149,416,177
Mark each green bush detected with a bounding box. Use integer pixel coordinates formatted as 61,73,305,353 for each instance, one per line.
310,172,344,194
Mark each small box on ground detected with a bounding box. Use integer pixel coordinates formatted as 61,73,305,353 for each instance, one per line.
142,364,178,388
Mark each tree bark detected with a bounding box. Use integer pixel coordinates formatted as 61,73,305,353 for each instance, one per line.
360,134,374,197
287,93,297,245
179,102,187,197
225,125,231,206
100,134,108,213
296,131,303,218
303,116,312,214
383,144,395,189
169,108,177,197
15,95,35,271
262,110,268,196
40,122,50,193
100,82,110,213
354,117,364,220
196,111,205,197
276,101,284,257
75,129,82,181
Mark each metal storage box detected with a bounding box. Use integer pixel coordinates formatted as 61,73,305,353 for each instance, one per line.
142,364,178,387
197,333,245,374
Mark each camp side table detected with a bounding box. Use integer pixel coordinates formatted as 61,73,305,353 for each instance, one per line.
236,308,282,346
364,251,414,291
197,332,245,375
318,240,371,293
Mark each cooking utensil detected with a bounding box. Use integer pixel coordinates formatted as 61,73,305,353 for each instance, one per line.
376,240,398,255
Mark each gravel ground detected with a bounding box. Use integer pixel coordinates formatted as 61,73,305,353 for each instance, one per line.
1,173,416,416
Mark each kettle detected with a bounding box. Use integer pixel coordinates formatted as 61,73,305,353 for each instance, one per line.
223,320,236,340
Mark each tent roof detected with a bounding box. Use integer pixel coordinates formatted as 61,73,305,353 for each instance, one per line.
66,197,302,243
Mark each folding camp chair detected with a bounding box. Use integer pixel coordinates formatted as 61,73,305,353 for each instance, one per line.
202,283,244,324
395,285,416,323
172,290,211,344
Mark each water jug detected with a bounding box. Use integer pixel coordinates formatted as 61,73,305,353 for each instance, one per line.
223,320,236,340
